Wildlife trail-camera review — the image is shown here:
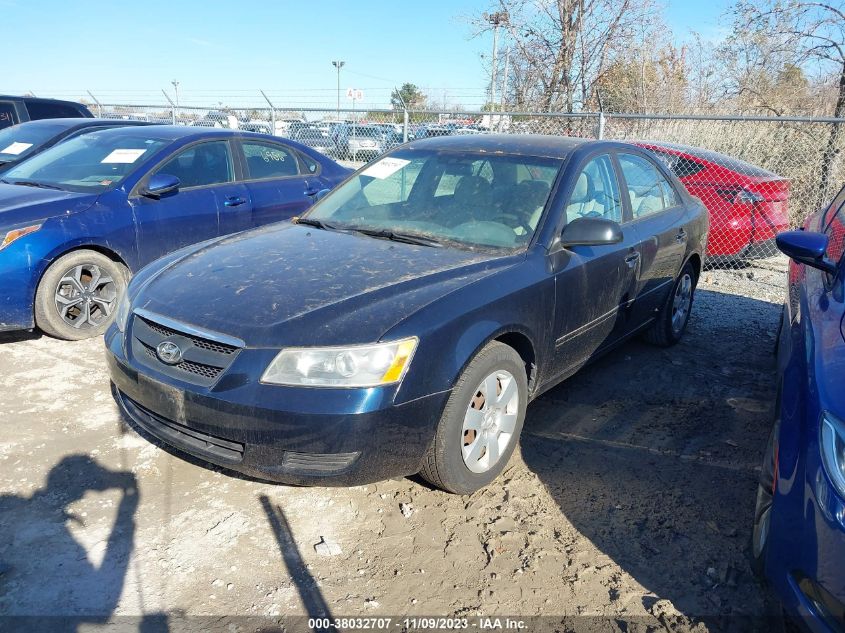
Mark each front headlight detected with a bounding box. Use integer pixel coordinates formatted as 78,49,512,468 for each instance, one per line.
261,337,418,387
0,224,41,250
114,292,131,332
820,411,845,499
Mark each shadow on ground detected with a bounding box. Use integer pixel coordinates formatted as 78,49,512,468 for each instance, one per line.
521,288,783,625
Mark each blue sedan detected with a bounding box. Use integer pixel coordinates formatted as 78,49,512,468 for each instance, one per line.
0,126,350,339
753,183,845,631
106,135,708,494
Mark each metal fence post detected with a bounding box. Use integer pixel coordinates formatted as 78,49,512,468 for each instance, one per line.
87,91,102,118
403,109,409,142
260,90,276,135
161,89,176,124
597,111,606,140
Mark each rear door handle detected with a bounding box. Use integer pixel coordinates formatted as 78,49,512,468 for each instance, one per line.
304,186,319,197
224,196,246,207
624,252,641,268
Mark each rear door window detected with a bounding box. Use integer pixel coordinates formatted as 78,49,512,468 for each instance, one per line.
241,141,299,180
0,102,17,130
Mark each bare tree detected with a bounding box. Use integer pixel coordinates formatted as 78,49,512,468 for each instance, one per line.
723,0,844,199
470,0,658,112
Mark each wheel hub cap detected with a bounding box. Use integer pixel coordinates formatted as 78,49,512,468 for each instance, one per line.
461,369,519,474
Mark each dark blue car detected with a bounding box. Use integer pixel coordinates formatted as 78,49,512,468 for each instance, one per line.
753,184,845,631
106,135,708,494
0,118,153,174
0,126,349,339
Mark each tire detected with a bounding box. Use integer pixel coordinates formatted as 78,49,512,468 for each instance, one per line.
419,341,528,494
751,416,779,576
34,250,128,340
644,262,697,347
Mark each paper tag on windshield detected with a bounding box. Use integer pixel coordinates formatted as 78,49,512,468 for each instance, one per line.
361,157,410,179
101,148,147,164
1,142,33,155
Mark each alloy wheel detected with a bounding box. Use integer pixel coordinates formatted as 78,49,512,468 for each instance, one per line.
461,369,520,474
54,263,117,330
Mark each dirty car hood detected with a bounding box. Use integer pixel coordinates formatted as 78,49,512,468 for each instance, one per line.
134,223,517,347
0,183,98,228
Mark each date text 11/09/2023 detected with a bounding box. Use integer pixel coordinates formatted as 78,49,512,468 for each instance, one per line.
309,617,528,631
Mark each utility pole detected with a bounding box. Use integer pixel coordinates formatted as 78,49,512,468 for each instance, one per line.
331,60,345,121
171,80,180,122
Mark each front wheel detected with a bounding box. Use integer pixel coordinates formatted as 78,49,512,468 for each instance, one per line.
34,250,128,340
751,416,779,576
419,341,528,494
644,262,697,347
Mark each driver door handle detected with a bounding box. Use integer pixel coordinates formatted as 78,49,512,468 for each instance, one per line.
624,252,641,268
224,196,246,207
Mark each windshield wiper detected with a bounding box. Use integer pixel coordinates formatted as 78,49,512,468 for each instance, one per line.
11,180,63,190
350,227,443,247
295,217,339,231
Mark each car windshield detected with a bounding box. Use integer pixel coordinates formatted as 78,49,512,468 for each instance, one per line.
1,130,170,193
305,149,562,250
0,121,68,163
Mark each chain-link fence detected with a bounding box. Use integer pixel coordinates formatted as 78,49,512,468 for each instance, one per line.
99,102,845,275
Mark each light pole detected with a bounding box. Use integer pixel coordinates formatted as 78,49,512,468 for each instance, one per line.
331,61,345,121
171,80,180,121
483,11,508,115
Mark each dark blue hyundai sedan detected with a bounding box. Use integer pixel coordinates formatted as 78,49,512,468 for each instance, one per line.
752,184,845,631
0,125,349,339
106,135,708,494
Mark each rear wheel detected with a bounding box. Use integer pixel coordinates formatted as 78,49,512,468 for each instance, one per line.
34,250,128,340
644,262,696,347
419,341,527,494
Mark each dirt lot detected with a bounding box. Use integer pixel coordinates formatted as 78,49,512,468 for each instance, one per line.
0,264,787,632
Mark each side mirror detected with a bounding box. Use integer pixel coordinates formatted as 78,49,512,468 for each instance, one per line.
142,173,180,199
560,217,623,248
776,230,837,274
315,188,331,201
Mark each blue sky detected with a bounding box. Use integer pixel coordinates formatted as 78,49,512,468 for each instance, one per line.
4,0,730,110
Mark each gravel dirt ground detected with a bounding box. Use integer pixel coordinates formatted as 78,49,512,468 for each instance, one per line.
0,261,788,632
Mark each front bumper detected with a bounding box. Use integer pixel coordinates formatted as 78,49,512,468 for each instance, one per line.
769,466,845,632
0,245,40,331
105,327,449,486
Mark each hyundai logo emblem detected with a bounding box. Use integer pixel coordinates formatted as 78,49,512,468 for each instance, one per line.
156,340,183,365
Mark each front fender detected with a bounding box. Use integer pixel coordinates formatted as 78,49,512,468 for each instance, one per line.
388,256,554,404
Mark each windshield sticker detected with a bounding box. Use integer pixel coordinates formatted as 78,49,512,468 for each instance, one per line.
361,157,410,180
101,148,147,164
1,142,34,155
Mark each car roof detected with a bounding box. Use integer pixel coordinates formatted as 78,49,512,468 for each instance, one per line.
0,94,87,107
12,117,152,131
74,125,245,141
635,140,781,179
406,133,592,158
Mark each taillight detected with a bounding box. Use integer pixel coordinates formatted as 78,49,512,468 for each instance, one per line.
715,187,764,204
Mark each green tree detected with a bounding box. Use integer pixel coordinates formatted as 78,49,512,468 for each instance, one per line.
391,83,427,110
